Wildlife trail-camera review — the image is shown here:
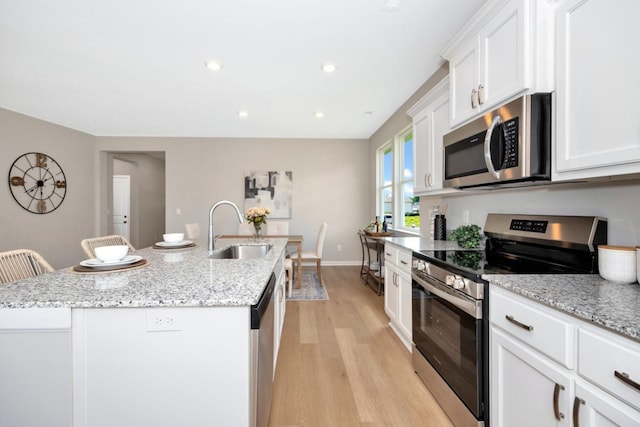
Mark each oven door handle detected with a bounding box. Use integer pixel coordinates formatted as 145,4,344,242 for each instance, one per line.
484,115,503,179
412,273,483,319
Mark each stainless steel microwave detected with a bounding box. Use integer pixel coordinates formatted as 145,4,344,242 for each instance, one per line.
443,93,552,189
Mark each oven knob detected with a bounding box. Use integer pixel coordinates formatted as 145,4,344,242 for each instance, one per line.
452,277,466,290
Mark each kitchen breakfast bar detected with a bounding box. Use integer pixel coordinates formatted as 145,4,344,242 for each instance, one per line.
0,238,288,427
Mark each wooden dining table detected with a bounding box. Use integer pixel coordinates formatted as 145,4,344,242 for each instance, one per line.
221,234,304,288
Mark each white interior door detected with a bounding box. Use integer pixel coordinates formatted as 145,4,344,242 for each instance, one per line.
113,175,131,240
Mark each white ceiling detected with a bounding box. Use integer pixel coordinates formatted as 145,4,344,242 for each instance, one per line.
0,0,485,139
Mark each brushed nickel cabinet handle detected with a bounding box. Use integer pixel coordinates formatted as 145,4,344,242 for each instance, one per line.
505,314,534,331
573,396,585,427
471,88,478,108
553,383,565,421
477,84,485,105
615,370,640,391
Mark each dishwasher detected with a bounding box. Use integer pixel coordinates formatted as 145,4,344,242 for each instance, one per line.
250,272,276,427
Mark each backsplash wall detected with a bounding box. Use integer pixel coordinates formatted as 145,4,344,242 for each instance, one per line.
421,179,640,246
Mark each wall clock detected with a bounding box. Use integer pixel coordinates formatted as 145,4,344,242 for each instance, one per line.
8,152,67,214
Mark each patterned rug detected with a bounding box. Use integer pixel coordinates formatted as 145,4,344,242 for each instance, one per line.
287,271,329,301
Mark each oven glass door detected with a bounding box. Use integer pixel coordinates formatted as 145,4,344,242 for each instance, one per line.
412,274,484,417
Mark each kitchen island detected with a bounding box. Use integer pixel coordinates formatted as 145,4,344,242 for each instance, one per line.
0,238,288,427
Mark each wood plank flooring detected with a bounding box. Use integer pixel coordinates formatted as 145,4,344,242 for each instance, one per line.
269,266,454,427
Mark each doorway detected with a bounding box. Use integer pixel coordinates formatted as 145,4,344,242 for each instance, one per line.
113,175,131,240
105,152,166,249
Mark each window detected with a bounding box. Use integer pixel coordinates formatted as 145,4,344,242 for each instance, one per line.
377,126,419,232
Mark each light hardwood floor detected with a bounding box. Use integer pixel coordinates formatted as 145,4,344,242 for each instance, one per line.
269,266,454,427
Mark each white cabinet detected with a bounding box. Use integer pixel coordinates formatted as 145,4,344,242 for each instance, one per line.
442,0,553,128
274,255,286,371
553,0,640,181
0,308,73,427
383,243,412,350
72,307,252,427
492,327,572,426
407,77,455,195
490,286,640,427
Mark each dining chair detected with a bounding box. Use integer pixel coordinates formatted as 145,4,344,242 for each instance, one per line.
184,223,200,240
81,235,136,259
0,249,54,284
285,258,294,297
237,222,254,235
291,222,328,286
266,221,289,235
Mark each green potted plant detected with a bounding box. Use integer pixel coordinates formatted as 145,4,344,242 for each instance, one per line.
449,224,482,248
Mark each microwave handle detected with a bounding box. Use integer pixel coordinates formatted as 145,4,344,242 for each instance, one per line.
484,115,503,179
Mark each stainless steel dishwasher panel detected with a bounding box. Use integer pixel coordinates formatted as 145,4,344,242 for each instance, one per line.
250,273,276,427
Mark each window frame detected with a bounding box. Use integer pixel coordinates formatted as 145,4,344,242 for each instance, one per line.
376,125,419,233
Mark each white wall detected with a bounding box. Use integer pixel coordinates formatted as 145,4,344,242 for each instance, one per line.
96,137,370,264
0,108,95,268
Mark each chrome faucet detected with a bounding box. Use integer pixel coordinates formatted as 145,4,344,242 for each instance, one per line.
208,200,244,252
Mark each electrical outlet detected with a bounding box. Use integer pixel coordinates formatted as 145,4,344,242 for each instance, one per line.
462,210,470,225
176,208,181,215
337,244,343,252
146,309,181,332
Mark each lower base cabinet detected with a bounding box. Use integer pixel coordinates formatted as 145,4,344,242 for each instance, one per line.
490,286,640,427
384,243,412,351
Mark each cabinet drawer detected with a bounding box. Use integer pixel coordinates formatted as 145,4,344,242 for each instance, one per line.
490,288,574,368
384,245,397,265
396,249,411,273
578,327,640,411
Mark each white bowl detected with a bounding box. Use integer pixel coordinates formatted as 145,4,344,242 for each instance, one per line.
598,245,637,283
94,245,129,263
163,233,184,243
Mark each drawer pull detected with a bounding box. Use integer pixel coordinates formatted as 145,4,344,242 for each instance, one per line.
572,396,585,427
505,314,534,331
614,370,640,392
553,383,565,421
400,260,408,265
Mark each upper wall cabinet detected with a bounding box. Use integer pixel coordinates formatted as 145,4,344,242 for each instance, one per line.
407,78,456,196
441,0,554,128
553,0,640,181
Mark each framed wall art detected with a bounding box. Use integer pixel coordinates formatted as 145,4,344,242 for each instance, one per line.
244,171,292,219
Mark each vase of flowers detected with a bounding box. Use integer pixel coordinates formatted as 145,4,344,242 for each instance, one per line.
246,206,271,238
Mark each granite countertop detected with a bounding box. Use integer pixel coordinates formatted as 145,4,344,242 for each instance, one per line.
0,238,287,309
384,236,640,343
486,274,640,343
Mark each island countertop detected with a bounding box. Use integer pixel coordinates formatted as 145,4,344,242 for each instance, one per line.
0,238,287,309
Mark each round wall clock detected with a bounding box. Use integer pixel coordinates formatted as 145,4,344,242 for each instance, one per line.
8,152,67,214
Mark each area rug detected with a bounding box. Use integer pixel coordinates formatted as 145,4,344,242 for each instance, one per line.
287,271,329,301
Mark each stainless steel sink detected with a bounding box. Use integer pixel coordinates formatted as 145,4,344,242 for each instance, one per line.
209,244,272,260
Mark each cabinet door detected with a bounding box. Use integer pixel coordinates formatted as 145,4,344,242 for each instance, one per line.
396,266,413,345
412,78,452,195
384,262,399,325
413,109,431,194
491,327,571,426
449,37,480,127
480,0,527,110
573,380,640,427
554,0,640,180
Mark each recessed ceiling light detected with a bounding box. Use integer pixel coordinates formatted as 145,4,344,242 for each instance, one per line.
238,110,248,118
363,111,374,117
381,0,402,11
205,60,223,71
315,111,325,118
321,63,337,73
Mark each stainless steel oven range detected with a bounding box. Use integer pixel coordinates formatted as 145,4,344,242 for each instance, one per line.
411,213,607,427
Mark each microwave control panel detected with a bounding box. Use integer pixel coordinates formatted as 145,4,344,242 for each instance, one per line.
500,117,519,170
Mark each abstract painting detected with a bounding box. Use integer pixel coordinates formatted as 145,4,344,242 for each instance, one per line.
244,171,293,219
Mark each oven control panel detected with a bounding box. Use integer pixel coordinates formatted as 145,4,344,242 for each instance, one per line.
509,219,548,233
